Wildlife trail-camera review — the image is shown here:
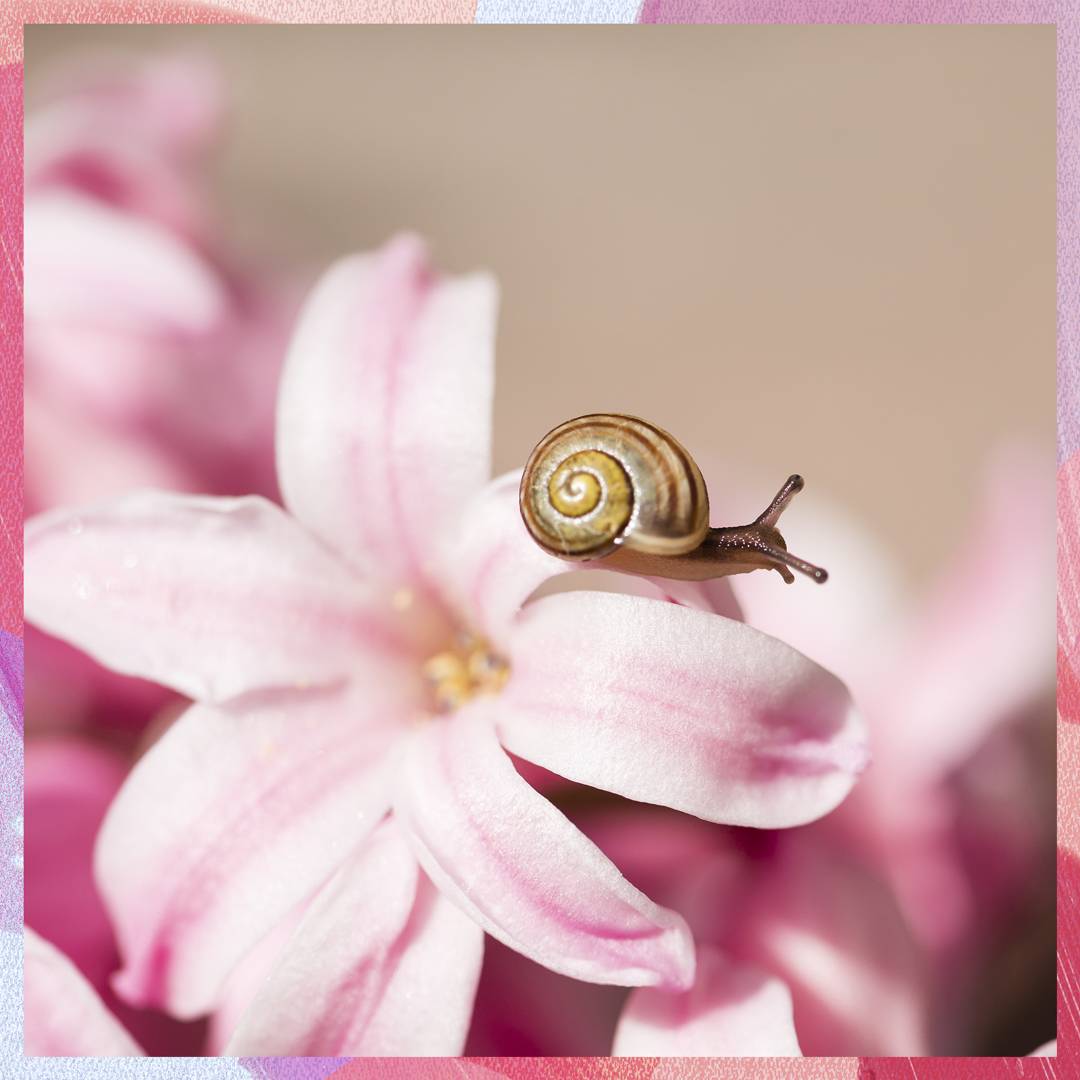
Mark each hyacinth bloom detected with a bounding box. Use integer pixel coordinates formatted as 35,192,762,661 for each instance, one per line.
26,234,868,1055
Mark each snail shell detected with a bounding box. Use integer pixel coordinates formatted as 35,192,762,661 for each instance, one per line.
519,414,709,560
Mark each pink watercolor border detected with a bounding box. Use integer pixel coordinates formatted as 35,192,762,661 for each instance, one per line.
5,5,1070,1078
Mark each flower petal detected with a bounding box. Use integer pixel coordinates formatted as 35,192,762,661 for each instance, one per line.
500,591,867,828
26,492,411,703
276,235,497,587
25,191,227,337
395,701,694,991
613,947,801,1057
25,928,142,1056
96,688,401,1017
207,902,303,1054
227,819,482,1055
435,471,568,648
725,832,928,1056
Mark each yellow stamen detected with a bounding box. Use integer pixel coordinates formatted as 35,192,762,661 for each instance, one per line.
422,636,509,713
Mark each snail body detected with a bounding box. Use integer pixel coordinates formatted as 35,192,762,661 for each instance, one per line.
519,413,827,585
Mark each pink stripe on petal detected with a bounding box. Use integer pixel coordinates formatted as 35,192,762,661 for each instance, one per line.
227,819,482,1056
614,947,801,1057
96,689,402,1017
25,928,142,1056
26,493,410,703
435,471,567,648
276,236,496,590
395,702,694,991
500,591,867,829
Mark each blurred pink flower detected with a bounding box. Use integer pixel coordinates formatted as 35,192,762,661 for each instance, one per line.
572,805,925,1057
24,738,125,995
24,736,209,1055
25,928,141,1057
25,52,288,514
720,450,1055,965
24,54,300,738
459,803,921,1057
613,945,802,1057
26,234,867,1056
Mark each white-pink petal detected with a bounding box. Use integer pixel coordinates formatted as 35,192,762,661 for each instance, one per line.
395,702,694,991
276,235,497,589
613,947,801,1057
96,690,402,1017
435,471,567,649
500,590,867,828
26,492,411,703
24,928,142,1056
227,820,482,1056
25,192,226,337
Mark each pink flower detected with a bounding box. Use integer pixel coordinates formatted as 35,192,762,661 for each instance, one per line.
722,449,1055,963
571,805,926,1057
25,52,288,515
461,803,921,1057
26,234,867,1055
24,53,299,738
613,945,802,1057
24,736,208,1056
25,928,141,1057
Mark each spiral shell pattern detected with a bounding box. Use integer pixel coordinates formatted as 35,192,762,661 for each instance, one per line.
520,414,710,560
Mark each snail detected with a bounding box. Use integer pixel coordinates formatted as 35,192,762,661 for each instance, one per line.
519,413,827,584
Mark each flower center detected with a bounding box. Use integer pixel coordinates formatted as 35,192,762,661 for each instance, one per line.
421,634,510,713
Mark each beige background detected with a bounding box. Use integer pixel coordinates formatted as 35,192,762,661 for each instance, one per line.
26,26,1055,588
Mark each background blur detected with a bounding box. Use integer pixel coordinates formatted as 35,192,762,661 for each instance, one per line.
26,24,1054,590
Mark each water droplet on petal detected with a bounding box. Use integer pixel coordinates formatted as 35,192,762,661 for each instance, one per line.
67,518,83,536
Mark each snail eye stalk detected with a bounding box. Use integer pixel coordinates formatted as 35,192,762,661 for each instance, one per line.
705,475,828,585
